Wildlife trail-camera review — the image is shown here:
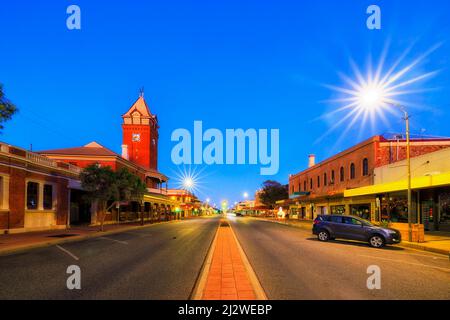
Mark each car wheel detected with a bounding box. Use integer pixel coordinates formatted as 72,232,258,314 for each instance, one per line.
317,230,330,242
369,235,385,248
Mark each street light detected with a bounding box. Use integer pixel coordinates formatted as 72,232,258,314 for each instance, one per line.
357,87,413,242
243,192,249,199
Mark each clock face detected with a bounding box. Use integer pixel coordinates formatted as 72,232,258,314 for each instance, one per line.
132,133,141,142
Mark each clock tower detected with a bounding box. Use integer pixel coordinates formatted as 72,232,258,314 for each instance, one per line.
121,92,159,170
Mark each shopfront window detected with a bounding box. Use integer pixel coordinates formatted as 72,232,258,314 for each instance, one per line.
27,182,39,210
387,196,408,223
350,204,371,220
331,205,345,215
439,193,450,228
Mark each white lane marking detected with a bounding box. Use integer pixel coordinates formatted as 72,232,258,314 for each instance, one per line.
358,255,450,273
123,232,152,238
56,245,79,261
99,237,128,245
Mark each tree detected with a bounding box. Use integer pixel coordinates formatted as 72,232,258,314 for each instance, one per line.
115,168,147,225
258,180,289,209
0,83,18,131
80,165,148,231
80,164,117,231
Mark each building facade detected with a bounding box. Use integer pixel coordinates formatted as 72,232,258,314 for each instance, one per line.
288,135,450,223
345,146,450,232
37,93,177,226
0,142,80,233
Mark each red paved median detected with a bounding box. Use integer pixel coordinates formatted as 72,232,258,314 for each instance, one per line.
202,221,256,300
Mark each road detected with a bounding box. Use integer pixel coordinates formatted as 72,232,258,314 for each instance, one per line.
0,217,219,300
1,215,449,300
229,216,450,300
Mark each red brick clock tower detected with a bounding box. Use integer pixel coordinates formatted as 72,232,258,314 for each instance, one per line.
121,92,159,170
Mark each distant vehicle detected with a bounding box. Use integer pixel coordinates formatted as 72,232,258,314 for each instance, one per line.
235,212,243,217
312,215,401,248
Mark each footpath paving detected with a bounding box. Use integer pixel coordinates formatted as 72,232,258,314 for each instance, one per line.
0,219,183,256
251,216,450,256
201,220,259,300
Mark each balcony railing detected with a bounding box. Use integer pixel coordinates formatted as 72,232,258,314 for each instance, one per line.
0,141,81,175
147,187,168,195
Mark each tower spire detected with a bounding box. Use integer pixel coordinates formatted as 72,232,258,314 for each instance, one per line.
139,87,145,98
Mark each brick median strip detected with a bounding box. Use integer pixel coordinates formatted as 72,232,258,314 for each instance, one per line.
200,220,265,300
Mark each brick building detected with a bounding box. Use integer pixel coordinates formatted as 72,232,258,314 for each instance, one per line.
167,189,202,218
0,142,80,233
288,135,450,222
37,93,178,225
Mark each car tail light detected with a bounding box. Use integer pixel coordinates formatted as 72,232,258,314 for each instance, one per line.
313,220,320,225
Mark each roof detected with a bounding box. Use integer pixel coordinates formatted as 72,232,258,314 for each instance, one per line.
38,141,118,157
122,95,152,118
38,141,168,181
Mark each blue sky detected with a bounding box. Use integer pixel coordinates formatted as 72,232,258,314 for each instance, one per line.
1,0,450,206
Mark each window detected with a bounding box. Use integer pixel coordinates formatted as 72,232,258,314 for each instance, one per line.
317,176,320,188
350,163,356,179
340,167,345,182
324,173,328,186
304,181,307,191
43,185,53,210
331,170,335,184
27,182,39,210
343,217,363,226
363,158,369,176
310,178,313,189
298,183,301,192
331,216,343,223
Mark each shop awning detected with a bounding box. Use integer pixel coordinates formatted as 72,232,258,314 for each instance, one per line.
344,171,450,198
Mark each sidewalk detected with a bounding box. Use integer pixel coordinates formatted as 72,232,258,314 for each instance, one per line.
201,220,261,300
0,219,181,256
250,216,450,256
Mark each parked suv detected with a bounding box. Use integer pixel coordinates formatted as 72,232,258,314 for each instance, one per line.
312,215,401,248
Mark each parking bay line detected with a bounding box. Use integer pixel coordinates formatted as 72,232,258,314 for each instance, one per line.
358,254,450,273
56,245,79,261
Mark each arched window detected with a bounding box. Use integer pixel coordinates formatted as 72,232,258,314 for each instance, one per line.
363,158,369,176
340,167,345,182
331,170,335,184
317,176,321,188
310,178,313,189
304,181,307,191
350,163,356,179
324,173,328,186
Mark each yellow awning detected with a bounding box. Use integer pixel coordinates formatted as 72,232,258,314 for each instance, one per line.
344,171,450,198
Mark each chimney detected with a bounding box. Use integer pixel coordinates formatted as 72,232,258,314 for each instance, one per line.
308,154,316,168
121,144,129,160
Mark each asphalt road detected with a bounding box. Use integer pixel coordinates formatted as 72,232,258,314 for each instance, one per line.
0,217,219,300
229,216,450,300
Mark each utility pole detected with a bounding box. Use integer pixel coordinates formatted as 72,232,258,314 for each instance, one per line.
403,109,413,242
